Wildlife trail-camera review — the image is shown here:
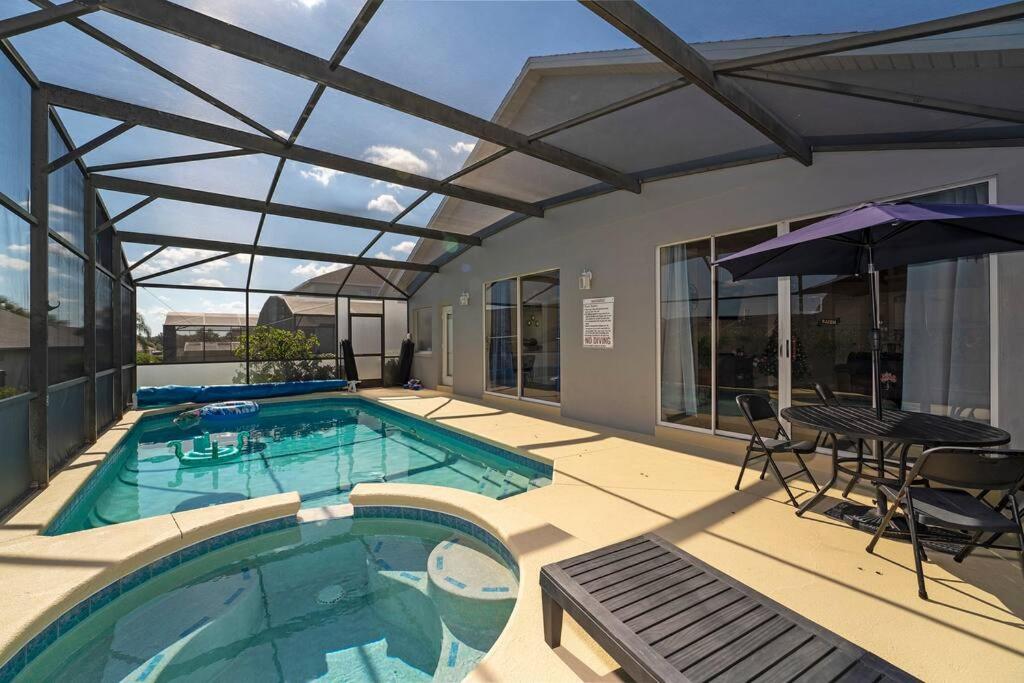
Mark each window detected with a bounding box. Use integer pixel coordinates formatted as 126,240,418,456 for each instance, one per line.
0,206,31,397
659,241,712,428
96,273,114,372
0,54,30,211
48,239,85,384
485,270,560,404
414,307,433,354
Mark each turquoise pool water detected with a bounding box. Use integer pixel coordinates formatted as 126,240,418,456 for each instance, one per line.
48,398,551,535
17,516,518,682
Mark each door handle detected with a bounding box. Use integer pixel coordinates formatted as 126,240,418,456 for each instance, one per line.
785,339,790,358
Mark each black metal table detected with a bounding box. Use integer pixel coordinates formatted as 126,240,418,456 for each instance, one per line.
782,405,1011,521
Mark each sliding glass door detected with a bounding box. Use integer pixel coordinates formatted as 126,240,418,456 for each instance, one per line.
658,179,995,439
485,270,560,404
715,227,779,435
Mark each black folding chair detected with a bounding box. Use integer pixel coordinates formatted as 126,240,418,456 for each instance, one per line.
813,382,874,497
866,447,1024,600
734,394,819,508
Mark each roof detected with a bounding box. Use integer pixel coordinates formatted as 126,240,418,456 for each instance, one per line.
395,20,1024,290
4,2,1022,299
163,312,257,327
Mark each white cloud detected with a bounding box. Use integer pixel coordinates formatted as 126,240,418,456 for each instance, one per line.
273,129,290,138
7,243,29,253
199,299,245,314
371,251,395,261
390,240,416,255
288,0,324,8
291,262,347,279
299,165,344,187
363,145,429,175
0,253,29,271
370,179,405,191
450,141,475,155
367,194,404,215
188,278,224,287
132,247,235,277
232,253,263,264
423,148,439,160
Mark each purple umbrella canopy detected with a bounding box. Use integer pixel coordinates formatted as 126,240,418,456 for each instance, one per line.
713,201,1024,418
714,202,1024,279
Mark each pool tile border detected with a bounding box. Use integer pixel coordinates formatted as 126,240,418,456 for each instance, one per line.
353,504,519,579
0,515,296,682
3,504,520,681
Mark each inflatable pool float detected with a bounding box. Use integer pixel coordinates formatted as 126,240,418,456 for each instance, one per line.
174,401,259,427
168,432,250,466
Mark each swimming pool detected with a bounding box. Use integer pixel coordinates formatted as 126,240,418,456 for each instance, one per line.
48,398,551,535
15,513,519,681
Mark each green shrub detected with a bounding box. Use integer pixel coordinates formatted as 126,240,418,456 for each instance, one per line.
234,325,334,383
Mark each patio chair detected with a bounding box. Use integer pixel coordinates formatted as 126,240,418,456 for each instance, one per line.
734,394,819,508
866,447,1024,600
813,382,872,497
952,484,1024,564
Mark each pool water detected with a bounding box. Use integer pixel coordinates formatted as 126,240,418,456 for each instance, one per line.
18,517,519,682
49,399,551,535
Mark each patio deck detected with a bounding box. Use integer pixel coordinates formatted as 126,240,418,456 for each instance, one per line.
364,389,1024,682
0,388,1020,681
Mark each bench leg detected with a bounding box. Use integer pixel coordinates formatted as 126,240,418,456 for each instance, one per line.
542,592,563,648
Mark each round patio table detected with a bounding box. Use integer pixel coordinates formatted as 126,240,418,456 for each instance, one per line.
781,405,1011,519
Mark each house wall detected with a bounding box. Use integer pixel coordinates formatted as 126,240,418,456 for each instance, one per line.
410,148,1024,441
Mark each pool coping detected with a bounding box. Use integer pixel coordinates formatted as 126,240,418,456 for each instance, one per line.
0,390,553,546
0,390,569,679
349,483,594,683
0,483,585,683
0,491,302,676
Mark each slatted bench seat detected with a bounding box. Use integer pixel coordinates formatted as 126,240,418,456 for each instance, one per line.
540,534,914,683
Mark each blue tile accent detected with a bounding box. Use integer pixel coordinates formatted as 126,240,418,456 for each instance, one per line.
482,586,510,593
2,503,516,682
179,616,210,638
351,505,518,577
444,576,467,590
136,652,164,681
435,556,444,570
400,572,422,582
223,588,245,605
447,641,459,667
0,515,297,681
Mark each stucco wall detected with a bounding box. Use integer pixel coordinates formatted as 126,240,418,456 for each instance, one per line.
410,149,1024,438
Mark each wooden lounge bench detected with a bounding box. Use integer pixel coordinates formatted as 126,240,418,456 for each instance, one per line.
540,534,914,682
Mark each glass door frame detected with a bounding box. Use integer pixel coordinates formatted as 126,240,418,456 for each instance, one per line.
482,267,561,407
349,303,384,388
656,175,1000,440
441,305,453,386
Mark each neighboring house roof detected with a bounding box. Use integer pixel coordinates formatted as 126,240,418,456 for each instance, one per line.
265,295,336,317
163,312,258,327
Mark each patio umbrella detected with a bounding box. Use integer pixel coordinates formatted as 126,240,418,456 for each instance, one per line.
713,202,1024,418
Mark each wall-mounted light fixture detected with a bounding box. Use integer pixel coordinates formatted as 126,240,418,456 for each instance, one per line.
459,292,470,306
578,269,592,290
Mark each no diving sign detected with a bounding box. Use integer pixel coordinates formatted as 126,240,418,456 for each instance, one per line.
583,297,613,349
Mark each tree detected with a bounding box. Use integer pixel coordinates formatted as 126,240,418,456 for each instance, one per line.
136,313,153,352
234,325,334,383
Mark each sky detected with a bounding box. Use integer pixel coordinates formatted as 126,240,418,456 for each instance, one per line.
0,0,1007,330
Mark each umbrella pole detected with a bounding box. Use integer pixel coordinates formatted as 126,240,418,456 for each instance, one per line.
868,257,883,421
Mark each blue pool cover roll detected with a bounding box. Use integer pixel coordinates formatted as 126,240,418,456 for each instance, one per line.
138,379,349,407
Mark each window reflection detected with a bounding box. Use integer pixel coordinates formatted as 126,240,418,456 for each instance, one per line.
0,207,30,397
659,240,712,428
521,270,559,403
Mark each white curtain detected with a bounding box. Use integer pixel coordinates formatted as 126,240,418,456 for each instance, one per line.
900,183,990,418
660,244,699,418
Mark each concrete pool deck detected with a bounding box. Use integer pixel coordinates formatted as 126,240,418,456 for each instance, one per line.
1,388,1021,681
